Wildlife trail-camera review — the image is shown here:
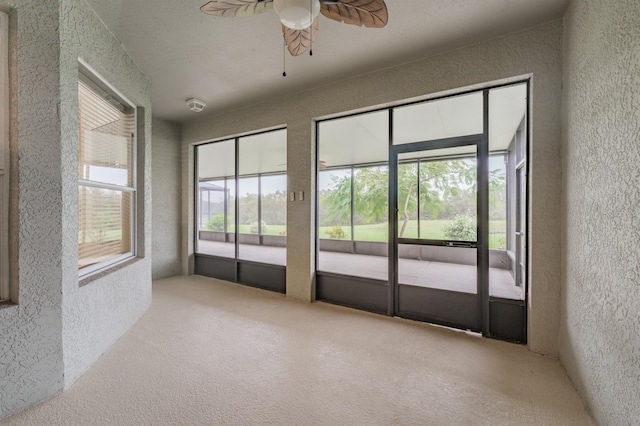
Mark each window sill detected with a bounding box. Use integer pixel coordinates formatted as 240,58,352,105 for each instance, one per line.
0,299,17,311
79,256,142,288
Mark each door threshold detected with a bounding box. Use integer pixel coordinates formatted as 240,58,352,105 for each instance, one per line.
393,315,483,338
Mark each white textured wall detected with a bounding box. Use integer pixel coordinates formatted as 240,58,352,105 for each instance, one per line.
183,22,564,355
58,0,152,387
152,118,182,280
0,1,65,419
561,0,640,423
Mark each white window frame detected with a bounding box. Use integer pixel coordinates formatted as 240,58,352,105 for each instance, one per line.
0,11,10,301
78,60,137,278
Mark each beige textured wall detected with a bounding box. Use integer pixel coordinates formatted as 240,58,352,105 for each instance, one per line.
0,0,153,414
0,1,65,419
152,118,182,280
59,0,153,388
183,21,564,355
561,0,640,423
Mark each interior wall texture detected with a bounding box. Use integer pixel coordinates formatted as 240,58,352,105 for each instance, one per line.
58,0,152,387
0,0,152,418
561,0,640,423
152,118,182,280
0,0,65,419
183,21,564,356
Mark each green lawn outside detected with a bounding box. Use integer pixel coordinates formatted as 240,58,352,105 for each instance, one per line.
202,219,507,249
225,224,287,236
319,220,507,249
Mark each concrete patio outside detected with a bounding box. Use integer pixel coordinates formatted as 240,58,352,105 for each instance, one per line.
197,240,524,300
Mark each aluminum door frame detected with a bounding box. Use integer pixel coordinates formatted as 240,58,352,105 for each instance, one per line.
388,133,489,334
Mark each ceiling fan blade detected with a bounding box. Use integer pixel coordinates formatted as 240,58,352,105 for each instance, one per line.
201,0,273,18
320,0,388,28
282,18,319,56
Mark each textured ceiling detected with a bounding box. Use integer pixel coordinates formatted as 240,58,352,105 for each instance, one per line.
86,0,567,123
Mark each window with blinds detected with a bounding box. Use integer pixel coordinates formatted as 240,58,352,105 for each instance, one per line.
0,11,9,301
78,68,136,275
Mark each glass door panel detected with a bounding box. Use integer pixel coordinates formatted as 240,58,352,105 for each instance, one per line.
397,145,477,292
398,145,477,243
516,165,526,289
488,83,527,300
238,131,287,266
237,176,259,261
353,165,389,244
397,162,418,239
393,92,483,145
194,128,288,294
196,139,235,258
393,141,480,331
317,110,389,282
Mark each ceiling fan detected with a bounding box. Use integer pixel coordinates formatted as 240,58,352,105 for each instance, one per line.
201,0,389,56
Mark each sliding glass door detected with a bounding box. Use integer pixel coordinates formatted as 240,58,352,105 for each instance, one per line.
195,128,287,292
316,81,529,343
391,139,482,331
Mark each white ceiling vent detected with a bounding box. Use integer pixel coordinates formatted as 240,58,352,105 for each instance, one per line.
186,98,206,113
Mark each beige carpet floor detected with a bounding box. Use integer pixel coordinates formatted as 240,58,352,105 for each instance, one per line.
3,275,594,425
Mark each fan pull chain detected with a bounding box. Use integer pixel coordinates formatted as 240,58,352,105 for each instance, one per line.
282,39,287,77
309,0,313,56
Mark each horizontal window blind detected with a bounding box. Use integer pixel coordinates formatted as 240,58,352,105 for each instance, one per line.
78,71,135,273
78,187,132,269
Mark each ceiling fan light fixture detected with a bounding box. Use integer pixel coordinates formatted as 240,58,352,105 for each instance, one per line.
273,0,320,30
201,0,389,59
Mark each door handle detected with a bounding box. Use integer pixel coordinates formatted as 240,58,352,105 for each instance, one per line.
443,241,477,248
